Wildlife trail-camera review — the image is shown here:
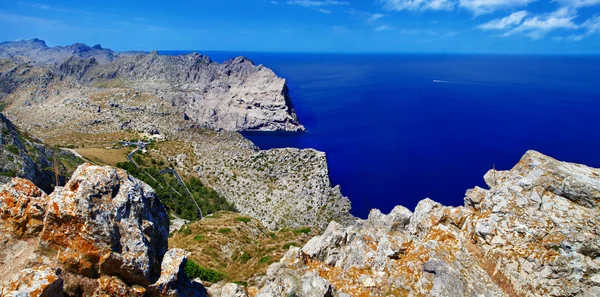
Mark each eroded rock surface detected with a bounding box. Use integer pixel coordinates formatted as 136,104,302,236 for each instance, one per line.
192,139,354,230
0,164,206,297
244,151,600,296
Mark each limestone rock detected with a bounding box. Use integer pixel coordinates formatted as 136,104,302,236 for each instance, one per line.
0,266,63,297
207,283,248,297
193,144,354,230
0,178,49,238
150,248,206,297
93,275,146,297
0,164,212,297
39,164,169,285
253,151,600,297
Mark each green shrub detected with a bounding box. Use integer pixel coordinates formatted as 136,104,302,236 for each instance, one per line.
1,128,9,136
6,144,19,155
0,171,16,177
294,227,311,234
259,256,273,264
234,281,248,287
178,226,192,236
184,259,225,283
239,252,252,263
282,242,298,250
193,235,205,241
235,217,251,223
218,228,231,234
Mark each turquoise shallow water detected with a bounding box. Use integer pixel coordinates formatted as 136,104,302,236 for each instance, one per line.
162,51,600,218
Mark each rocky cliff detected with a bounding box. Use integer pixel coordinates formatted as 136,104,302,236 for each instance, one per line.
208,151,600,297
0,163,205,296
0,113,82,193
0,39,347,230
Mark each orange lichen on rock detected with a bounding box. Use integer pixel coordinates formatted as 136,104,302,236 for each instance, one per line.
0,178,49,237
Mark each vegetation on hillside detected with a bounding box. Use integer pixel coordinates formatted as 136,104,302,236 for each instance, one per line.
169,211,317,285
116,151,235,221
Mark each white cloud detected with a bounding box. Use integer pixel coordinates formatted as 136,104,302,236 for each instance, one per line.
345,9,386,23
370,13,386,22
318,8,332,13
375,25,393,31
503,7,579,39
565,15,600,40
554,0,600,8
478,10,528,29
287,0,350,7
381,0,454,11
458,0,535,15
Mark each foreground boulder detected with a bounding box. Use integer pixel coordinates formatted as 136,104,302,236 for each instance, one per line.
40,164,169,285
245,151,600,296
0,164,205,297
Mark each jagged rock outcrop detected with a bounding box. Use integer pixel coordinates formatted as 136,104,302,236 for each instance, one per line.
0,113,82,193
150,249,206,297
242,151,600,296
0,164,206,297
41,164,169,285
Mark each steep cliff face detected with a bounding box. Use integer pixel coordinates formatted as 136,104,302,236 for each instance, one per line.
0,164,205,297
192,140,353,230
0,113,82,193
208,151,600,297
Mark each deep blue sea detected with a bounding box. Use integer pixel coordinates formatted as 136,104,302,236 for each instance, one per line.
162,51,600,219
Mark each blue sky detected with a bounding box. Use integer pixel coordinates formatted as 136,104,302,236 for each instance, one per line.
0,0,598,53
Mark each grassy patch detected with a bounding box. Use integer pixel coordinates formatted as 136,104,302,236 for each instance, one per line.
239,252,252,263
235,217,251,223
168,211,315,285
282,242,298,250
184,259,225,283
294,227,312,234
76,147,130,166
178,226,192,236
218,228,232,234
259,256,273,264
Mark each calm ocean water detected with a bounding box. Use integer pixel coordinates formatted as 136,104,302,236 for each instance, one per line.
163,51,600,218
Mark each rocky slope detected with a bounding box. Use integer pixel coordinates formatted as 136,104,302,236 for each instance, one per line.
0,163,205,296
0,113,82,193
207,151,600,297
0,38,349,230
0,39,304,132
187,131,353,230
